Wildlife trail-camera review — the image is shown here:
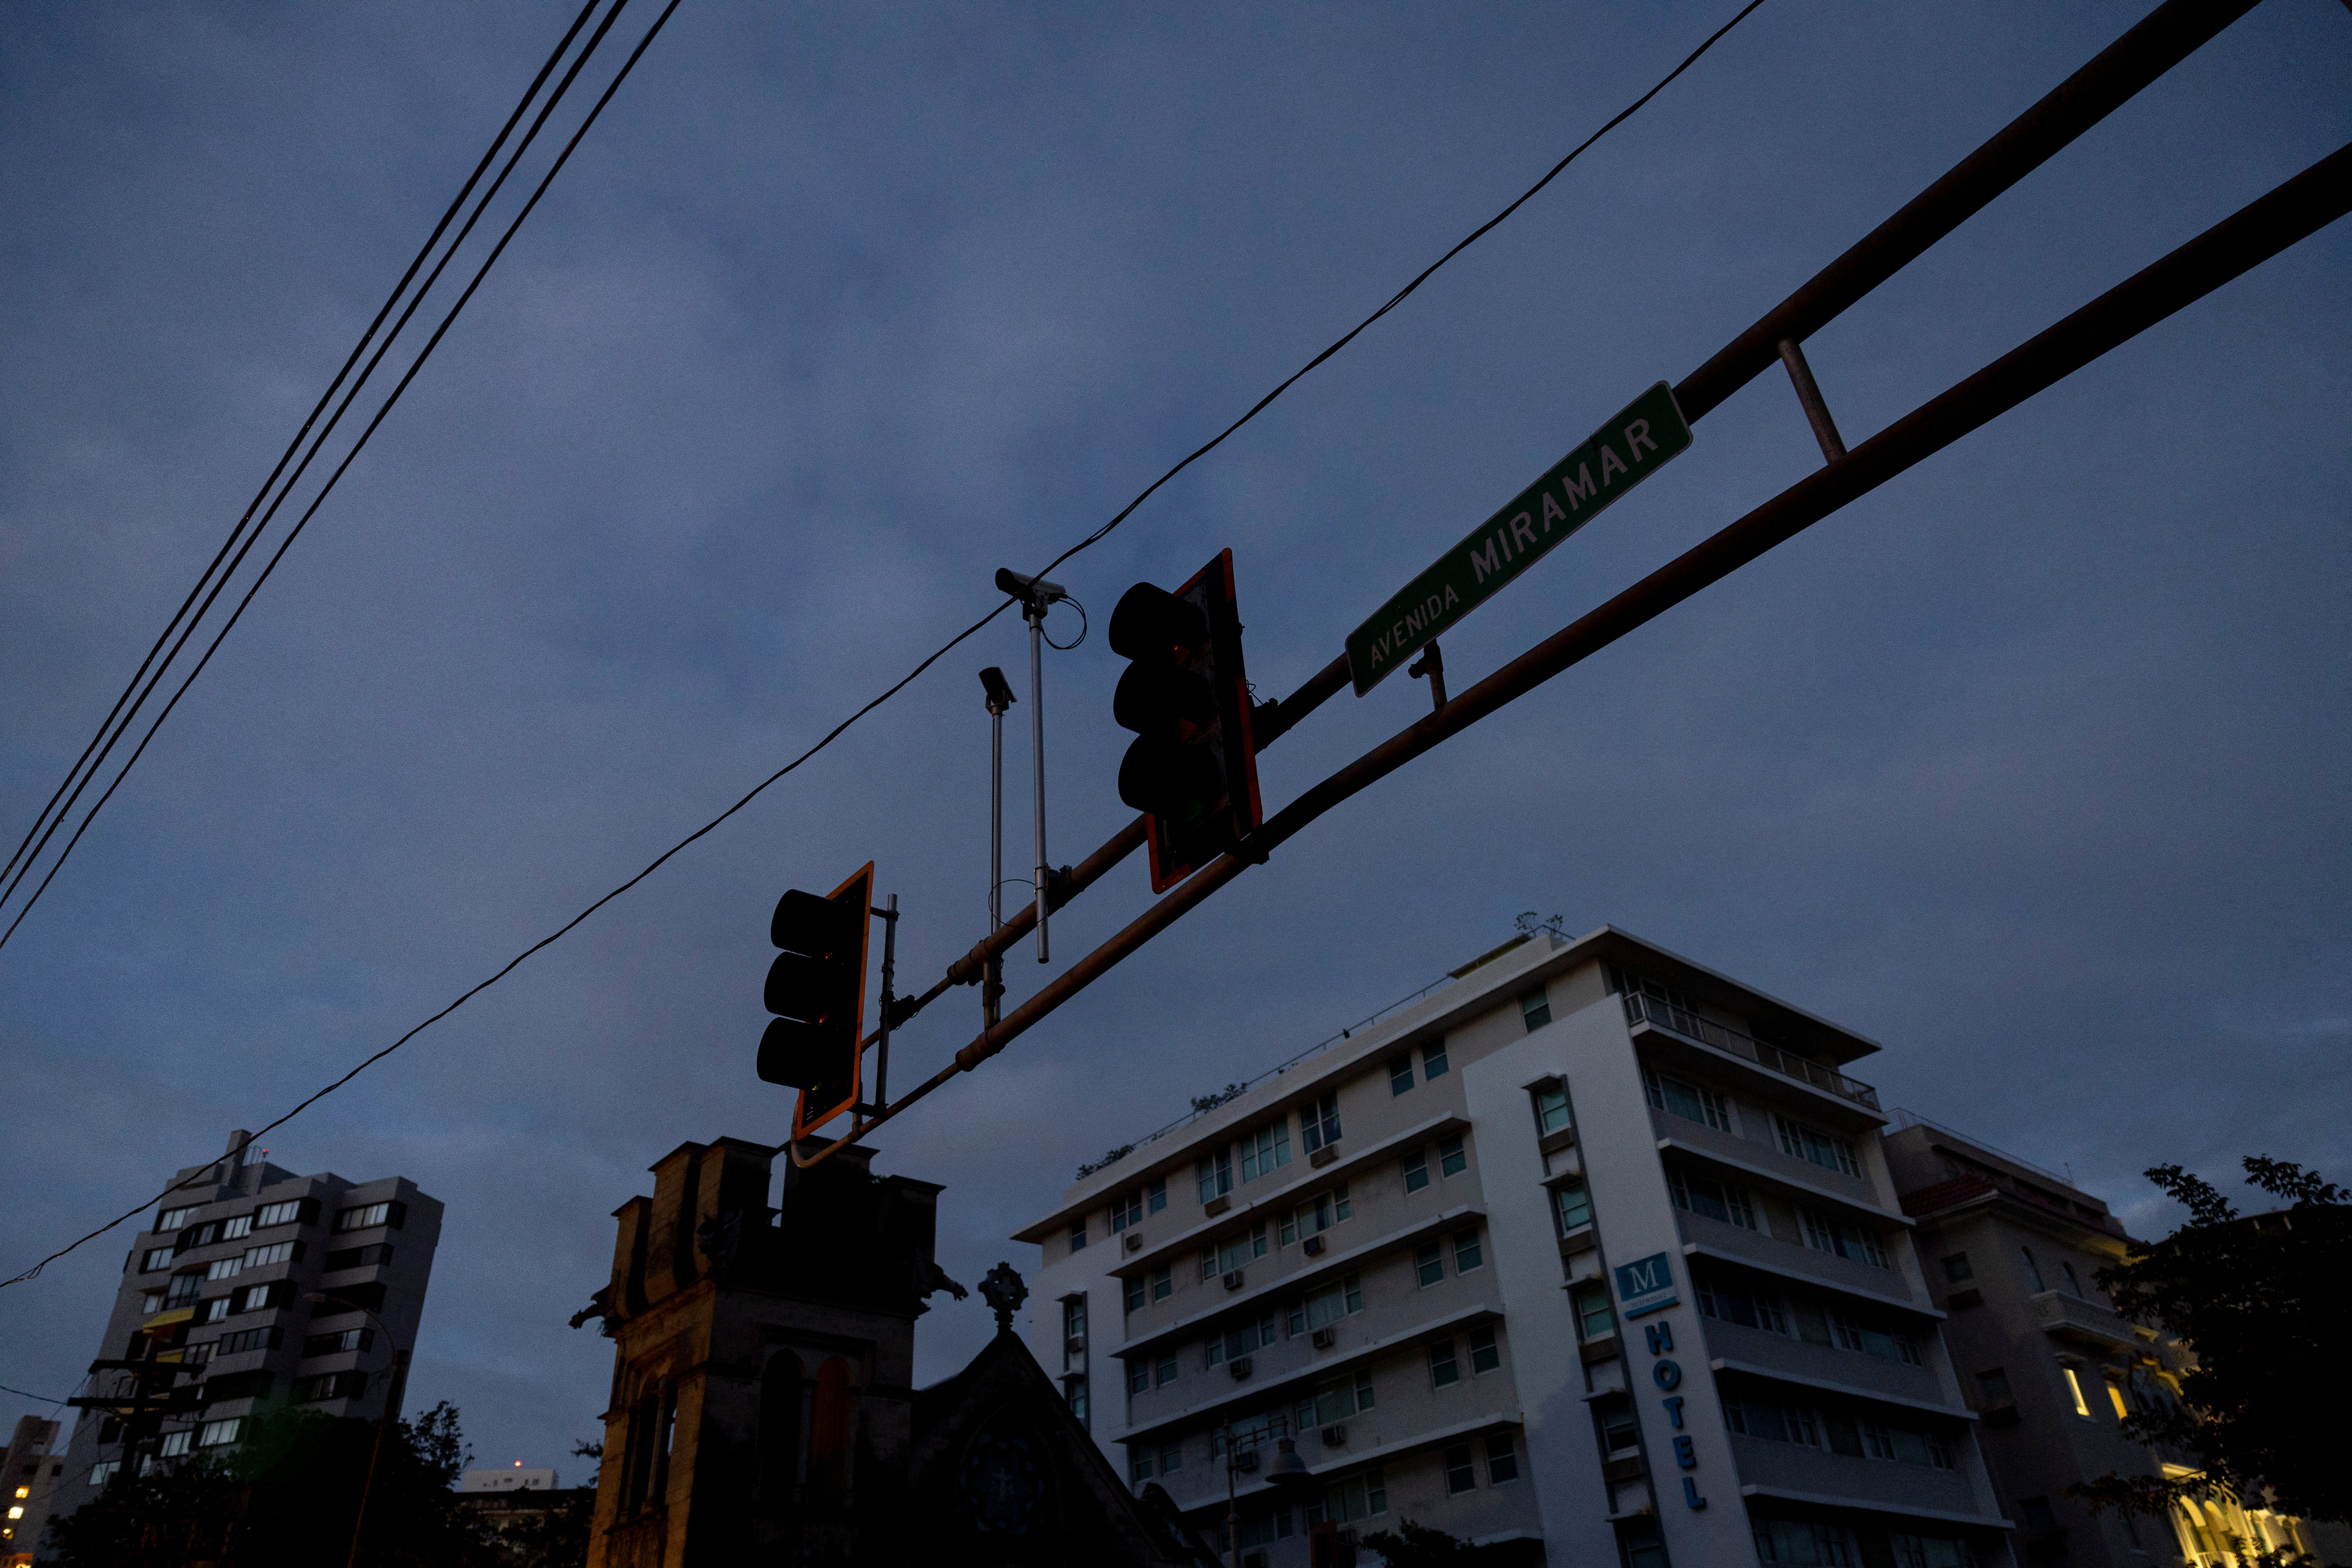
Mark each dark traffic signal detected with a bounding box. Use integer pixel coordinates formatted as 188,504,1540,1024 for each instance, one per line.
758,861,874,1140
1108,549,1261,892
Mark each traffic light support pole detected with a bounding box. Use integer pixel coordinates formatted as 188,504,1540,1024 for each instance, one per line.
1027,603,1050,964
786,140,2352,1169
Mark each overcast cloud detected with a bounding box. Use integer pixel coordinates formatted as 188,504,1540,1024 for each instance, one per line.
2,0,2347,1475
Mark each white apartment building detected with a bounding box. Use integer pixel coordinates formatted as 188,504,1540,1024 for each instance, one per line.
1014,926,2014,1568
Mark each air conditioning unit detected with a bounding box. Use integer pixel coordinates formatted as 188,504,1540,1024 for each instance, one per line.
1309,1146,1339,1168
1302,1235,1325,1256
1124,1233,1143,1252
1234,1448,1259,1472
1064,1336,1085,1356
1311,1326,1336,1350
1321,1424,1347,1447
1230,1356,1253,1380
1222,1270,1245,1291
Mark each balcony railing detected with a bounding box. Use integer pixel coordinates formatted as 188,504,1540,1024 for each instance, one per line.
1623,992,1879,1110
2031,1288,2145,1348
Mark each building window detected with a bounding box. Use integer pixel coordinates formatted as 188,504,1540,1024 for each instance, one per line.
1940,1252,1973,1283
88,1462,120,1487
1572,1284,1614,1341
1754,1520,1859,1564
205,1258,243,1283
1146,1178,1167,1214
1290,1274,1363,1335
1112,1190,1143,1231
219,1326,284,1356
1156,1355,1178,1387
1467,1325,1500,1374
254,1199,307,1228
1695,1274,1789,1336
1773,1115,1861,1176
1414,1243,1444,1287
2063,1367,2092,1418
1205,1317,1279,1367
1421,1043,1449,1079
1124,1275,1147,1313
1300,1093,1342,1155
1437,1135,1467,1178
1197,1150,1234,1205
1599,1403,1639,1453
1646,1069,1733,1133
1443,1443,1477,1494
2103,1375,2130,1421
1533,1083,1571,1136
1240,1122,1291,1182
1063,1297,1087,1347
1280,1185,1351,1245
140,1247,175,1272
1130,1447,1154,1484
1388,1058,1414,1096
1452,1228,1483,1273
1801,1209,1887,1268
1975,1368,2012,1405
2061,1261,2084,1299
1309,1466,1386,1526
1064,1376,1088,1424
1891,1534,1980,1568
197,1418,242,1448
332,1201,402,1234
294,1370,368,1403
1401,1149,1430,1194
157,1206,200,1230
1552,1180,1593,1234
1067,1217,1087,1254
1519,988,1552,1031
2020,1246,2047,1292
243,1241,298,1269
1151,1265,1172,1303
1428,1339,1459,1388
1668,1171,1757,1230
155,1430,193,1459
1485,1434,1520,1485
1201,1223,1269,1279
220,1215,253,1241
1301,1369,1375,1428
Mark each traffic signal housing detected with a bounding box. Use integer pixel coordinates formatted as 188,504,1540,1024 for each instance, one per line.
1109,549,1261,892
758,861,874,1140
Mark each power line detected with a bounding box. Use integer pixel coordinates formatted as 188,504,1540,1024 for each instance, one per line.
0,0,681,953
0,0,1764,1285
0,0,608,904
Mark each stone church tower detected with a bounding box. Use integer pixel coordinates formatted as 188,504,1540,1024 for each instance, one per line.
576,1136,1211,1567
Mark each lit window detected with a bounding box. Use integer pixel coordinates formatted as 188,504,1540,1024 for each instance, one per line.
2063,1367,2092,1418
5,1507,20,1520
2105,1378,2130,1421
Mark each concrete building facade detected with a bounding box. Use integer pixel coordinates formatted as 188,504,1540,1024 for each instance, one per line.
46,1131,440,1532
1015,927,2014,1567
2,1416,63,1567
1884,1116,2345,1568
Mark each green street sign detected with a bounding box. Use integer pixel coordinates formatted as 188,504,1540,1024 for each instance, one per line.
1346,381,1693,695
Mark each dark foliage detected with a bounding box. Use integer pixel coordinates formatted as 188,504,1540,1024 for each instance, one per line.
43,1399,587,1568
1359,1517,1535,1566
2069,1157,2349,1526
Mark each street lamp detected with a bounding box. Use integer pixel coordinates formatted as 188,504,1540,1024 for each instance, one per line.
1218,1421,1315,1568
303,1293,409,1568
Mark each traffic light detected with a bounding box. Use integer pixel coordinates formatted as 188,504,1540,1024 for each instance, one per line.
758,861,874,1140
1108,549,1261,893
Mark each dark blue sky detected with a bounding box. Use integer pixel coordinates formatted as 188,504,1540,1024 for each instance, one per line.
3,0,2346,1476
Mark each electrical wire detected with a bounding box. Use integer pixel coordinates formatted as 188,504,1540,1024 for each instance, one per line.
0,0,1765,1286
0,0,608,903
0,0,680,955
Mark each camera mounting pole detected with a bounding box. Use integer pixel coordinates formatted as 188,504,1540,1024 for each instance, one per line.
995,568,1067,963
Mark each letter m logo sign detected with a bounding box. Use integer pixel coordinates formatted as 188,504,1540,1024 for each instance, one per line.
1613,1251,1679,1319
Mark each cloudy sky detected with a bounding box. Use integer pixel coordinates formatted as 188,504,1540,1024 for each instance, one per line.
3,0,2346,1476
